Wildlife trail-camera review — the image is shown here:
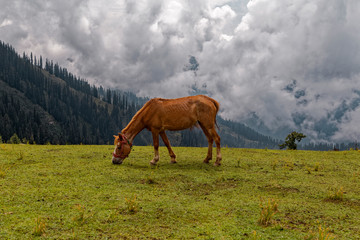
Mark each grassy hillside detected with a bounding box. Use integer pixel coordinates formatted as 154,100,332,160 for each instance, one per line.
1,144,360,239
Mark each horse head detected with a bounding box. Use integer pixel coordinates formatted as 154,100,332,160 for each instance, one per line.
112,133,132,164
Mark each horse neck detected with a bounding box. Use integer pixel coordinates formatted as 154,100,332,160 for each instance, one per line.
122,117,145,143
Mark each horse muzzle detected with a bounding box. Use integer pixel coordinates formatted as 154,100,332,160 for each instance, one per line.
112,156,124,164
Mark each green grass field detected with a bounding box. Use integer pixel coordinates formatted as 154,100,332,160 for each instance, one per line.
1,144,360,239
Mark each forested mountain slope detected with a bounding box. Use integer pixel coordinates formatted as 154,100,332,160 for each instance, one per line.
0,41,280,148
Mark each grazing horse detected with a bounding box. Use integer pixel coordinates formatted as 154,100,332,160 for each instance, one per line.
112,95,222,166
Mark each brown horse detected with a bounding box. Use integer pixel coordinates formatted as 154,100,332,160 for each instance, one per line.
112,95,222,166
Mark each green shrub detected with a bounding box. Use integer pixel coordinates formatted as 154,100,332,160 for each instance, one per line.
9,133,21,144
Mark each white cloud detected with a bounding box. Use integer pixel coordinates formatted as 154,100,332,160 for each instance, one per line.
0,19,12,27
1,0,360,142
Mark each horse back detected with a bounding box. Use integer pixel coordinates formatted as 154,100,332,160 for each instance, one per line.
142,95,219,131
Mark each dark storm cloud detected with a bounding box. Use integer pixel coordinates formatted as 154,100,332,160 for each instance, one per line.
1,0,360,142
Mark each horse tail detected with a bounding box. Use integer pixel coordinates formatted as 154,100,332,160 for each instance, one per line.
212,99,220,129
215,116,220,130
203,95,220,129
211,98,220,114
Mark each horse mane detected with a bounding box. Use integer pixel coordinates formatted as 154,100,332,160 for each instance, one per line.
121,98,157,133
114,135,119,145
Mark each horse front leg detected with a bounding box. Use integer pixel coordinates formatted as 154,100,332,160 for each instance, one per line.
150,131,160,165
160,131,177,163
200,125,213,163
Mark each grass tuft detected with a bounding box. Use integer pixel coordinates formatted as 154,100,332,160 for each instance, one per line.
327,187,344,201
146,171,156,184
258,198,278,226
250,230,262,240
17,151,24,160
72,204,87,225
0,166,7,178
317,225,335,240
271,160,278,170
314,162,320,171
125,195,139,214
32,217,46,236
306,225,335,240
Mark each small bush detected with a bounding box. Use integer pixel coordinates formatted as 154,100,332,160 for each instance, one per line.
9,134,21,144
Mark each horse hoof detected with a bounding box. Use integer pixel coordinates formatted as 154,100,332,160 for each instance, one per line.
170,160,177,164
214,162,221,166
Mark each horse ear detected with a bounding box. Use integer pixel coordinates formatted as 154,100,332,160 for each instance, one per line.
118,133,123,141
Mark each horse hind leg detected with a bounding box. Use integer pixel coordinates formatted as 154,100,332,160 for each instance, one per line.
209,127,222,166
160,131,177,163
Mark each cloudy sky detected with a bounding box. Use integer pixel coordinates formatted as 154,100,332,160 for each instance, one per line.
1,0,360,142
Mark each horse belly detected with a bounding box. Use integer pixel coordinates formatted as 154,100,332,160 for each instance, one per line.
162,111,197,131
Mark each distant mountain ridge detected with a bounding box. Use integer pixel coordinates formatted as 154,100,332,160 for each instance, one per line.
0,40,280,148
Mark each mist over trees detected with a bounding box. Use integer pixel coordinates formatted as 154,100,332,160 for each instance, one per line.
0,41,145,144
1,41,357,150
